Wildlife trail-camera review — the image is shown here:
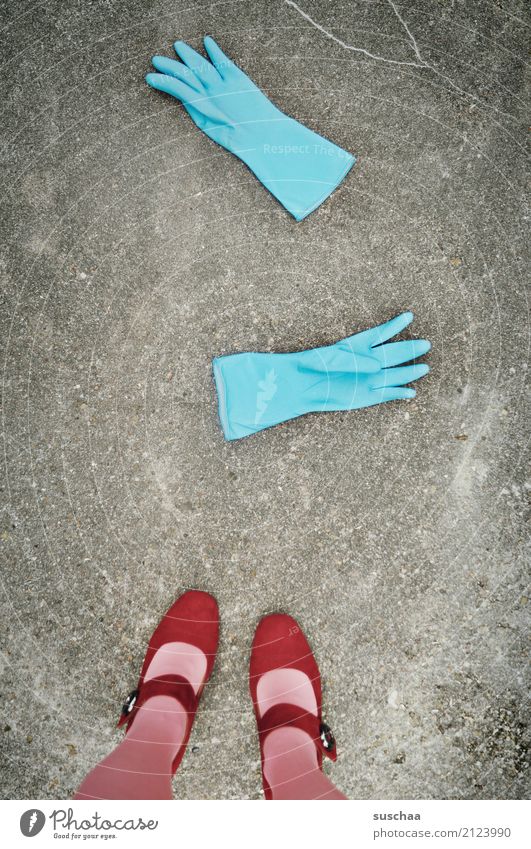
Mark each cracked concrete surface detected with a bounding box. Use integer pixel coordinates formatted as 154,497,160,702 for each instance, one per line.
0,0,529,799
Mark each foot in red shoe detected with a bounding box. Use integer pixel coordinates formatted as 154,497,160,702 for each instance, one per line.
249,613,346,800
74,590,219,800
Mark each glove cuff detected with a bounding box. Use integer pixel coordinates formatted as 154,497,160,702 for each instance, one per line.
212,352,304,441
212,357,233,440
236,115,355,221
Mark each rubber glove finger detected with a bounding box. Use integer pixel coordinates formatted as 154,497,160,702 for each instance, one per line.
371,363,429,389
370,386,416,404
319,348,380,374
151,56,204,92
369,311,414,346
146,72,197,101
372,338,431,367
146,74,226,122
174,40,221,86
203,36,236,79
342,311,413,349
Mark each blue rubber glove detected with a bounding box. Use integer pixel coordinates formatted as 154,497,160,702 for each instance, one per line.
213,312,431,441
146,36,355,221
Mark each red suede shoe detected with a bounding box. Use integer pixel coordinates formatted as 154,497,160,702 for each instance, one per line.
117,589,219,776
249,613,337,799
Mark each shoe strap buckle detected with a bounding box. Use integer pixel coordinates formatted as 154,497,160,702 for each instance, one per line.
319,721,335,753
121,688,139,717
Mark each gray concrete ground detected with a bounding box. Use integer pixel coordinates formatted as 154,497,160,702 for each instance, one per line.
0,0,529,800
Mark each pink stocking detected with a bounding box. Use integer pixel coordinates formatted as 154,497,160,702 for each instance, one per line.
74,642,206,800
257,669,347,800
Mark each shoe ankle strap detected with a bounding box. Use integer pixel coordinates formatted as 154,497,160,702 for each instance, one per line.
257,702,337,761
117,674,198,731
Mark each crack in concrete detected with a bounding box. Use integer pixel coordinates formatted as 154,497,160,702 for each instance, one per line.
385,0,426,65
284,0,427,68
284,0,519,122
